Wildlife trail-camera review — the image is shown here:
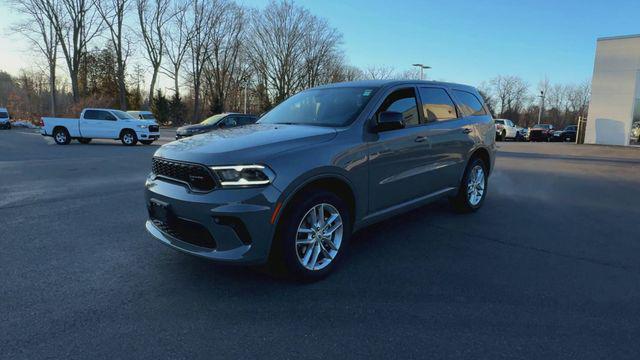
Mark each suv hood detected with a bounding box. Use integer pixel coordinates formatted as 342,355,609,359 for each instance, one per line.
156,123,337,164
176,123,210,134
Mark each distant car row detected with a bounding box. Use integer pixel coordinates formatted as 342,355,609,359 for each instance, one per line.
494,119,577,143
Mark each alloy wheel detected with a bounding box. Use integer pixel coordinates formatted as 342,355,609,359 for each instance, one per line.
467,165,485,206
295,203,343,271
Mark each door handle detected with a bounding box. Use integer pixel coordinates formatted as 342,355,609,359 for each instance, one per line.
414,136,428,143
462,128,472,134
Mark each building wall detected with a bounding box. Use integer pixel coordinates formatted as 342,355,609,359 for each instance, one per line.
585,35,640,146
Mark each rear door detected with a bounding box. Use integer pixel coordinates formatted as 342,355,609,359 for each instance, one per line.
80,110,118,139
414,86,474,190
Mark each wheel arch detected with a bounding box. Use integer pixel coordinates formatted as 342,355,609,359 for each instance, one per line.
119,128,136,138
470,147,491,174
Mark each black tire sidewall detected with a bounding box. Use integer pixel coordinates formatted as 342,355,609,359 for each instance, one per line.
275,190,352,281
452,157,488,213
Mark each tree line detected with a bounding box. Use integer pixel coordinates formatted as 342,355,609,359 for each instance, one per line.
2,0,590,129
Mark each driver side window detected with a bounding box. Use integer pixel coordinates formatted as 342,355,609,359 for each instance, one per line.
377,88,419,127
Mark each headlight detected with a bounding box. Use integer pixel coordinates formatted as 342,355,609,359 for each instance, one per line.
137,124,148,129
209,165,275,186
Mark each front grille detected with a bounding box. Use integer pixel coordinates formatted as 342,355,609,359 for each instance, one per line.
152,219,217,249
152,157,217,192
149,125,159,132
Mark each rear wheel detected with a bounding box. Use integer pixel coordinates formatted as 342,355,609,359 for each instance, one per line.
120,130,138,146
140,140,154,145
53,127,70,145
78,138,92,144
270,190,351,281
450,157,488,213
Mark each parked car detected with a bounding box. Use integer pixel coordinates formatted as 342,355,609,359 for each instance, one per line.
631,121,640,144
494,119,518,141
528,124,554,142
145,80,496,280
175,113,258,139
551,125,577,142
128,110,157,121
516,126,528,141
41,108,160,145
0,107,11,130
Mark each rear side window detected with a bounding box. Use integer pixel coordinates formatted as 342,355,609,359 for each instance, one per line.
377,88,419,126
84,110,115,120
418,88,457,121
453,90,487,116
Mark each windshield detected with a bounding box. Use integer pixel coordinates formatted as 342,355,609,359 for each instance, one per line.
259,87,379,127
112,110,135,120
494,120,505,125
200,114,226,125
533,124,551,129
0,111,8,119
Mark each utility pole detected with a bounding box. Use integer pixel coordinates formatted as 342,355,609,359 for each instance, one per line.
244,83,248,114
537,90,545,125
412,64,431,80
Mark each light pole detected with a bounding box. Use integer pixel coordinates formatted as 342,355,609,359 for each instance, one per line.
244,82,248,114
537,90,545,125
412,63,431,80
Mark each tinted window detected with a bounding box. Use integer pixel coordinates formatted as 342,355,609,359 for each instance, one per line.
565,126,577,131
84,110,115,120
0,111,8,118
111,110,135,120
378,88,419,126
141,114,155,119
454,90,487,116
495,120,505,125
418,88,457,121
238,116,257,125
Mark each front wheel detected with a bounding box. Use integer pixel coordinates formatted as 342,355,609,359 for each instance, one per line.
450,157,488,213
120,130,138,146
270,190,351,281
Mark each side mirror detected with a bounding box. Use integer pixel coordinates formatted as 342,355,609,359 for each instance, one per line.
375,111,405,132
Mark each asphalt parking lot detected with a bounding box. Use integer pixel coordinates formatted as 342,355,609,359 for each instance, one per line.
2,128,639,359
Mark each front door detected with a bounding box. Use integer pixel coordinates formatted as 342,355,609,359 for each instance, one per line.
367,87,438,213
81,110,118,139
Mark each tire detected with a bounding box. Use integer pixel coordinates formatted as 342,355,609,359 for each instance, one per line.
450,157,488,213
120,130,138,146
78,138,92,144
140,140,154,145
269,190,352,282
53,127,71,145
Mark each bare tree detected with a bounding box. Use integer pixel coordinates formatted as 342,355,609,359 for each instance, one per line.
188,0,213,121
42,0,102,102
136,0,172,105
205,0,244,112
246,1,309,104
162,0,192,97
566,80,591,118
490,75,529,118
301,16,342,88
95,0,132,110
363,65,395,80
11,0,60,115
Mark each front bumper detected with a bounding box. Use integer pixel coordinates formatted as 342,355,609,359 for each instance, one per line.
144,175,282,264
137,130,160,141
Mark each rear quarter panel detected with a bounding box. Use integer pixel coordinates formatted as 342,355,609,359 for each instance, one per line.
41,117,81,137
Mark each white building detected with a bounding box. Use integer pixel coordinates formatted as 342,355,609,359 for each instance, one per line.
585,34,640,146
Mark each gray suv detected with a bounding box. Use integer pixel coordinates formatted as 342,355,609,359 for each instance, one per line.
145,80,495,280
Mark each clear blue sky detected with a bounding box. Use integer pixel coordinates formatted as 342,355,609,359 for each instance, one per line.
1,0,638,90
242,0,640,87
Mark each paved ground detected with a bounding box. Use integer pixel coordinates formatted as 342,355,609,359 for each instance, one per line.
1,128,639,359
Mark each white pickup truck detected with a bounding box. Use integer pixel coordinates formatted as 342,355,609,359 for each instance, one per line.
40,108,160,146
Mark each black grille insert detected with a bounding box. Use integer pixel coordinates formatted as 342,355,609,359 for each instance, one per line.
152,157,217,192
151,218,217,249
149,125,159,132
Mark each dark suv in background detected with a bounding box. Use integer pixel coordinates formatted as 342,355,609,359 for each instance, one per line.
145,80,496,280
175,113,258,139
